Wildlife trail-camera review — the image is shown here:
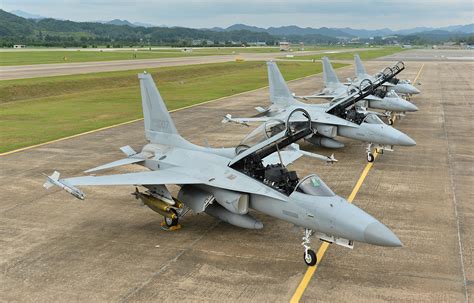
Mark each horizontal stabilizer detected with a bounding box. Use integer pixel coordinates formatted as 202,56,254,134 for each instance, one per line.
255,106,268,113
120,145,137,157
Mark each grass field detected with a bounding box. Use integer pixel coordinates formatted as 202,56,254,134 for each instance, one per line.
281,47,404,61
0,47,285,66
0,61,346,153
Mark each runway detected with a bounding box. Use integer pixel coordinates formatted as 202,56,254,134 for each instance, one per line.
0,53,472,302
0,48,369,80
379,48,474,62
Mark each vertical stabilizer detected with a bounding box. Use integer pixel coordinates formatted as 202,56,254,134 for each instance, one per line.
322,57,341,88
354,54,367,78
267,61,295,106
138,72,190,146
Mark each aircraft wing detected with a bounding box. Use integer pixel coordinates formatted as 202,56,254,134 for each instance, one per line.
263,149,303,166
62,169,200,186
84,157,145,173
296,94,336,100
262,144,337,166
222,114,271,125
46,165,287,201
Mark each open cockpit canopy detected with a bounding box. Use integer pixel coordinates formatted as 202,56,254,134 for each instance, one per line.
234,109,312,156
230,109,313,195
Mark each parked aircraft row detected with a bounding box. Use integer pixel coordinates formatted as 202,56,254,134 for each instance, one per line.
44,56,420,266
224,55,420,162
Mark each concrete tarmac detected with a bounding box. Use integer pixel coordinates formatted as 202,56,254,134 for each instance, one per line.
0,53,472,302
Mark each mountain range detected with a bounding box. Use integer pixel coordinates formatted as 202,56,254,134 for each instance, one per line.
210,23,474,38
10,9,474,39
2,8,472,48
11,10,157,28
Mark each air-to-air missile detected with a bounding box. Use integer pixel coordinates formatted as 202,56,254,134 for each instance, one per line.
43,171,85,200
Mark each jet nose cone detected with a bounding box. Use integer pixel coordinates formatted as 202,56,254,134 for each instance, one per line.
407,102,419,112
409,85,421,94
396,132,416,146
402,99,418,112
364,222,402,247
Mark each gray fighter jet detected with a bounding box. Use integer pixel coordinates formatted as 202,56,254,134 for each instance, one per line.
353,54,420,98
43,72,402,267
297,57,419,125
224,61,415,162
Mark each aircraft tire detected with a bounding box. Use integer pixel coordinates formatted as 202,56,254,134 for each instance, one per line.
304,249,317,266
165,209,179,227
367,153,375,163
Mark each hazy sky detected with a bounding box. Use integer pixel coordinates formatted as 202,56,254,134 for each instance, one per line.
2,0,473,29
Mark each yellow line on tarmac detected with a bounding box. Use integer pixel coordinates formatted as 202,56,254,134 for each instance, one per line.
290,62,424,303
413,63,425,83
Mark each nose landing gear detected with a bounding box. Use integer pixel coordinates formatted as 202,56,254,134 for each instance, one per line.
366,143,375,163
302,228,317,266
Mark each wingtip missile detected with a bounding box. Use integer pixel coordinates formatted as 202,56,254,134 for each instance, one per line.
221,114,249,126
43,171,85,200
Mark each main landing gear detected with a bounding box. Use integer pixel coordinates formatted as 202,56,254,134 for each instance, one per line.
164,209,179,227
302,228,317,266
161,205,190,231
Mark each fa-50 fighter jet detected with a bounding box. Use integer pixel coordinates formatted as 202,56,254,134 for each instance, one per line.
353,54,420,99
44,72,401,267
224,61,415,162
297,57,419,125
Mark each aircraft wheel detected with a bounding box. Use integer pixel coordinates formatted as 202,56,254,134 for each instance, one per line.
367,153,375,163
165,209,179,227
388,118,394,125
304,249,317,266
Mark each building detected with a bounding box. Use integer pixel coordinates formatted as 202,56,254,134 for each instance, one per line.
279,42,290,51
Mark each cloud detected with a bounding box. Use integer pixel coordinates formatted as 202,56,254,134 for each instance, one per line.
2,0,473,29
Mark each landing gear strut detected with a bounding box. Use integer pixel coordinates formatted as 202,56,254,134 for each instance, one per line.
302,228,317,266
366,143,375,163
383,111,394,125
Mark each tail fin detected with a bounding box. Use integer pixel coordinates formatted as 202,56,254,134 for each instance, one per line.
354,54,367,78
267,61,296,106
322,57,340,87
138,72,189,146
